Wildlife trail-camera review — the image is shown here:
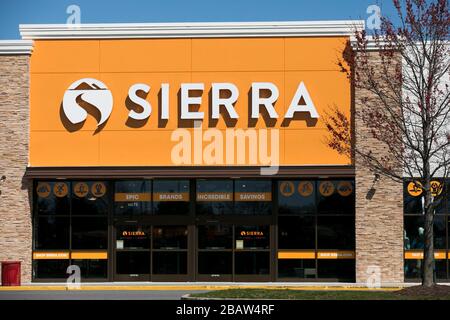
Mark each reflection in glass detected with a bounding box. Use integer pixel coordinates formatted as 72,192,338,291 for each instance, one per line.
153,180,190,215
235,252,270,275
198,225,232,249
72,259,107,279
35,217,70,249
33,260,70,279
317,260,355,279
404,215,446,249
278,259,316,278
234,180,271,215
317,216,355,249
278,181,316,214
116,251,150,275
196,180,233,215
153,252,187,274
317,180,355,214
198,252,232,274
35,182,70,215
114,180,151,216
153,226,187,249
72,181,109,215
71,217,108,249
278,216,315,249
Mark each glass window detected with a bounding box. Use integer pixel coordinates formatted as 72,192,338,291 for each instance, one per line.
33,260,70,279
278,216,315,249
153,180,190,215
404,259,422,279
72,181,109,215
35,181,70,215
114,180,151,216
72,259,107,279
198,252,232,274
317,180,355,214
153,226,187,249
196,180,233,215
234,180,272,215
317,260,355,279
116,251,150,275
278,259,316,279
116,225,150,249
404,215,446,249
153,252,187,274
35,217,70,249
278,181,316,214
235,226,269,250
71,217,108,249
198,225,232,249
404,259,447,279
317,216,355,249
235,252,270,275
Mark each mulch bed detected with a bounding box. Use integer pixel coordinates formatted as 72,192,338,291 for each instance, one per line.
395,285,450,298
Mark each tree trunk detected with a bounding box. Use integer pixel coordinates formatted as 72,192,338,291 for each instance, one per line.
422,179,435,287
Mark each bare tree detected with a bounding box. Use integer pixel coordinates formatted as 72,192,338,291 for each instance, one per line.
325,0,449,287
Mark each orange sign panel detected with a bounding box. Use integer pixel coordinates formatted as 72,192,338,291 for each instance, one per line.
278,251,316,259
29,37,351,167
317,250,355,259
33,252,70,260
153,192,189,201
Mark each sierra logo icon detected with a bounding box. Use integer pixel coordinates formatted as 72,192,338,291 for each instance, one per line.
62,78,113,127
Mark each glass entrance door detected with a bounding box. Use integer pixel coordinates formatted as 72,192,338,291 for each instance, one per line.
113,223,151,281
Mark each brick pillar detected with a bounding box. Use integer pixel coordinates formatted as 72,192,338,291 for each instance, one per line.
354,52,404,285
0,55,32,284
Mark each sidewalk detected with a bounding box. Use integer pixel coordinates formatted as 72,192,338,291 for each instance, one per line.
0,282,425,291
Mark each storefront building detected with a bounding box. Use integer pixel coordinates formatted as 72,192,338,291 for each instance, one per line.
1,20,434,284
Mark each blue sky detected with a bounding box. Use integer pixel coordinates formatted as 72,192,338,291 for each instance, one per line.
0,0,400,39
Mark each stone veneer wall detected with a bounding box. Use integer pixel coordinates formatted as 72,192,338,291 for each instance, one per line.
0,55,32,284
354,51,404,284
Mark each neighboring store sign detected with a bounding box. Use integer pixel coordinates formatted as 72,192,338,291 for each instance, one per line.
407,180,443,197
115,193,151,202
235,192,272,201
62,79,319,128
153,192,189,201
36,182,51,198
404,250,446,260
318,181,335,197
196,192,233,201
53,182,68,197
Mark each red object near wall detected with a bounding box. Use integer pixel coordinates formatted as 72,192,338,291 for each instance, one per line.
1,261,21,286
